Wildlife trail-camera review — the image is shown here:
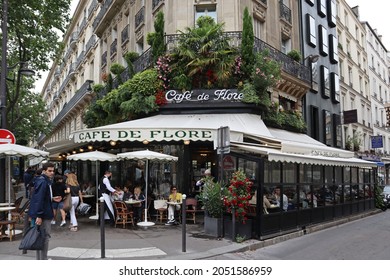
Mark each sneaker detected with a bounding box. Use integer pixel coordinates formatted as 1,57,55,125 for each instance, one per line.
165,220,174,226
60,220,66,227
51,220,56,225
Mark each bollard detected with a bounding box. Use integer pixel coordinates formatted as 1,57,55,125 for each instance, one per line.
181,194,186,252
232,207,236,242
99,196,105,258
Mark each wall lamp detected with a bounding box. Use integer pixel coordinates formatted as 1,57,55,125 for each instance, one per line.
183,140,190,145
109,140,117,146
142,140,149,145
304,54,320,64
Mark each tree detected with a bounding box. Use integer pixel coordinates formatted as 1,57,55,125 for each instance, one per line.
1,0,71,142
148,11,165,63
241,7,254,79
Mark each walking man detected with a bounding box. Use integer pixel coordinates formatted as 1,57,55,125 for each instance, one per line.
28,162,55,260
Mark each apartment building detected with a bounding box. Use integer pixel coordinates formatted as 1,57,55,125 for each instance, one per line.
38,0,310,159
337,0,372,152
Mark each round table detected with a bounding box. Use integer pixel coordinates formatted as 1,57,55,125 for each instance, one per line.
0,202,14,207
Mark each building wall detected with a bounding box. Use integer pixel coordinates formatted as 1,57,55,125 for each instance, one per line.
337,0,372,152
301,0,341,147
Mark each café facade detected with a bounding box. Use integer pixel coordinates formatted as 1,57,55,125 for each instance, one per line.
69,89,377,239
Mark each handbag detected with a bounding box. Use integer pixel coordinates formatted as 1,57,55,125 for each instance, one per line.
19,225,46,251
62,193,72,212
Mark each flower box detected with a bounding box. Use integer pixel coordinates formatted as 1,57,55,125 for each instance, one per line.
204,215,223,237
223,216,253,241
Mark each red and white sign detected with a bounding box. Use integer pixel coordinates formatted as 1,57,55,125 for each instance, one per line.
223,155,235,170
0,129,16,144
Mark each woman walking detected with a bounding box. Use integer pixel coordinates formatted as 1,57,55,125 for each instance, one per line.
66,173,83,232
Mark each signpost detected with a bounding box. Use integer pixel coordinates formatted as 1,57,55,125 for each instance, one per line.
0,129,16,144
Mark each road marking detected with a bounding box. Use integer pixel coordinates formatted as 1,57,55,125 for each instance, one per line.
48,246,166,259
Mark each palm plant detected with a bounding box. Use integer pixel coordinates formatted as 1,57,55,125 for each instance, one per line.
170,16,237,89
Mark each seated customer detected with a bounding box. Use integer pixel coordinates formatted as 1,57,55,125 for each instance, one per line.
132,186,145,222
166,186,182,225
273,186,288,211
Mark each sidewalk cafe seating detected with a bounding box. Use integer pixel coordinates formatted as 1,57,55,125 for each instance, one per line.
11,200,30,224
154,199,168,223
0,220,16,241
185,198,201,224
113,201,134,228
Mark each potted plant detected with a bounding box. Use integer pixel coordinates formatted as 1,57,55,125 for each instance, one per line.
197,177,223,237
223,169,254,241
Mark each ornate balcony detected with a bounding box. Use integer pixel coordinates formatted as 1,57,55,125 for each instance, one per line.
110,38,117,59
121,24,129,45
93,0,126,37
52,80,94,127
279,0,291,24
85,34,97,57
101,51,107,67
135,6,145,30
152,0,164,10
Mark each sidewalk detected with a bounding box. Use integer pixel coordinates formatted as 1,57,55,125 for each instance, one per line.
0,207,380,260
0,214,257,260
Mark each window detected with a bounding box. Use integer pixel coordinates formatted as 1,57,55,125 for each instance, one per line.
306,14,316,47
253,18,264,39
317,0,327,17
319,25,328,55
195,5,217,23
333,114,342,147
306,0,315,6
324,110,332,146
331,72,340,103
329,34,338,63
348,66,353,85
311,61,319,92
281,38,291,54
311,106,320,140
321,66,330,98
327,0,336,27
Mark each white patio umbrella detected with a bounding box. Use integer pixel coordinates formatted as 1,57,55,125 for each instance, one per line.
67,151,118,220
0,144,49,223
117,149,178,227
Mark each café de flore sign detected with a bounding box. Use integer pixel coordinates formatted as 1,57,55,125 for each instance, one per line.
72,89,248,143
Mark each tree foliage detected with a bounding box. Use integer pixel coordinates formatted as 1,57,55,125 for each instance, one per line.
1,0,71,142
150,11,165,63
241,7,255,79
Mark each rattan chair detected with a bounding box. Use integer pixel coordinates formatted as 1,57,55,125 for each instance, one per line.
113,201,134,228
153,199,168,223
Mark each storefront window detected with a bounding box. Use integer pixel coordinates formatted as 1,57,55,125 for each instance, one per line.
299,164,312,183
264,161,281,183
283,162,296,183
324,166,333,184
284,185,297,211
312,185,324,207
313,165,323,183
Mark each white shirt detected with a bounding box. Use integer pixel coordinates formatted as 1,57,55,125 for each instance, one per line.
103,176,115,193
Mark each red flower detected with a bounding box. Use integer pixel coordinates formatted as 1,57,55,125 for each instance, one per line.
155,90,167,106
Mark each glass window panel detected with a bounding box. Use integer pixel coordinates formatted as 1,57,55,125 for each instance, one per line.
284,185,297,211
324,166,333,184
351,167,358,184
313,165,322,183
319,25,328,55
264,161,281,183
312,185,324,207
329,35,338,63
283,162,296,183
317,0,327,17
307,14,316,47
321,66,330,98
327,0,337,27
324,110,332,146
311,61,319,92
331,72,340,102
335,166,342,184
299,164,313,183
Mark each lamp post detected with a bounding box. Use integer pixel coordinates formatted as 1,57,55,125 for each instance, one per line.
1,0,9,129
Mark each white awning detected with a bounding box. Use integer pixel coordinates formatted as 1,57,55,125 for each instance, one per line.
71,113,276,145
231,143,377,168
268,128,355,158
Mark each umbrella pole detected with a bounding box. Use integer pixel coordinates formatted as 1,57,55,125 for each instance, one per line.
144,159,148,222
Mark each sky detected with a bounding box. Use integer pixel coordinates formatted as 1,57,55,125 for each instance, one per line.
346,0,390,49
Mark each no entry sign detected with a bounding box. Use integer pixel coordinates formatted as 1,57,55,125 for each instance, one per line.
0,129,16,144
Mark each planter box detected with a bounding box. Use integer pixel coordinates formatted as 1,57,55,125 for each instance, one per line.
204,215,223,237
223,217,253,241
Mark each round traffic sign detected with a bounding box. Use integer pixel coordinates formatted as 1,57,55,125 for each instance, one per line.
0,129,16,144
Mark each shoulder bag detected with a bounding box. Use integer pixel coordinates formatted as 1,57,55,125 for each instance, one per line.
19,225,46,251
62,193,72,212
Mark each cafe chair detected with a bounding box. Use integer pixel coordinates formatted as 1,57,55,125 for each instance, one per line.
154,199,168,223
11,199,30,224
113,201,134,228
185,198,200,224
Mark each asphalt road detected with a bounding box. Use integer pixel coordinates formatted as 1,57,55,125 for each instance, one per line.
206,210,390,260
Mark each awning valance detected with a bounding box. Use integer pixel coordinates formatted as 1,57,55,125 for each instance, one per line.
231,143,377,168
71,113,276,145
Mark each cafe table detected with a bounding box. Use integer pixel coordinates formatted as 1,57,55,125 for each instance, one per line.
0,202,14,207
0,206,22,238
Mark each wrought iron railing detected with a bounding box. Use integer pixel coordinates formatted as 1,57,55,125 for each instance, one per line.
110,39,117,58
76,51,85,70
135,6,145,29
152,0,164,10
101,51,107,67
279,0,291,23
52,80,93,126
92,0,113,30
85,34,97,55
121,24,129,45
88,0,98,20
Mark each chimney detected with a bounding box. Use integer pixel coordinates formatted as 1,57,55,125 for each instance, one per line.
351,6,360,19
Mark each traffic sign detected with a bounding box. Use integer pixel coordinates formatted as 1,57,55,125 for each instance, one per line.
0,129,16,144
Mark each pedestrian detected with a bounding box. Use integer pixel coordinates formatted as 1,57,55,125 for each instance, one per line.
98,170,117,225
23,167,34,198
27,162,55,260
51,175,70,227
66,172,83,232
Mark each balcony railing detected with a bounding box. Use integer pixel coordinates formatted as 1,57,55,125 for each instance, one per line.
79,17,87,34
279,0,292,24
88,0,98,19
85,34,97,55
101,51,107,67
165,32,310,83
152,0,164,10
76,51,85,70
110,39,117,58
92,0,113,30
70,31,79,48
52,80,93,127
135,6,145,29
121,24,129,45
